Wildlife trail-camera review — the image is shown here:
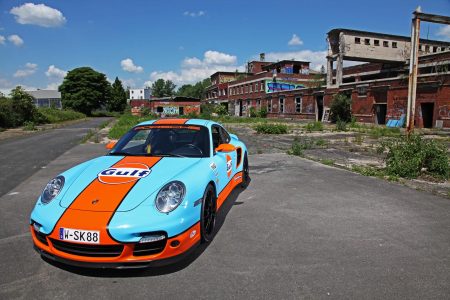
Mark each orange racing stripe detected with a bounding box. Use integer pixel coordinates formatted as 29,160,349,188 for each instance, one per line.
50,156,162,245
153,118,188,124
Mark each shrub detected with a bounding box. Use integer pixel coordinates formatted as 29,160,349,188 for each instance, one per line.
254,123,288,134
257,107,268,118
330,93,352,123
23,121,37,131
335,119,347,131
382,134,449,179
215,104,229,116
287,137,314,156
305,121,323,132
38,108,85,123
249,107,257,118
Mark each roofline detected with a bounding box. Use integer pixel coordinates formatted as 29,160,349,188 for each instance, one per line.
262,60,311,71
327,28,450,45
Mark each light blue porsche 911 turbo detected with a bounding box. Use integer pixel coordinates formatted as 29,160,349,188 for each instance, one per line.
30,118,249,268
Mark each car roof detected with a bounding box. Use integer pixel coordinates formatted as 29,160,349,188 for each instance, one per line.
136,118,214,127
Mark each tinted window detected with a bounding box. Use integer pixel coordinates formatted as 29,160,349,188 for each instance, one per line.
111,125,210,158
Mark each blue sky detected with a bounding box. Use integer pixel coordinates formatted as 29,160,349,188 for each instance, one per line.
1,0,449,93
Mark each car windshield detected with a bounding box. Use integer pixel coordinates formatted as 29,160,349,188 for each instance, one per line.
109,124,210,158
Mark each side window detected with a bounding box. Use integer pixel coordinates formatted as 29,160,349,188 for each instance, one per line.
219,127,230,143
211,126,222,149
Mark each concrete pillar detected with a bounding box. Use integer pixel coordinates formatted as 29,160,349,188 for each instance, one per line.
326,57,334,88
336,54,344,87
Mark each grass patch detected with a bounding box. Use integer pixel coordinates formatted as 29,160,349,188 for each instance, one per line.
315,138,328,147
254,123,288,134
287,137,314,156
304,121,323,132
38,108,86,123
23,121,37,131
80,129,95,143
351,165,385,178
108,114,152,139
321,158,335,166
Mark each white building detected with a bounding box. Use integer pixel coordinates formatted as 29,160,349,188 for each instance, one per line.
129,88,151,100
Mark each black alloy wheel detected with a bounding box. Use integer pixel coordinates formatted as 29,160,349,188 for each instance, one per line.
201,185,217,243
241,154,250,188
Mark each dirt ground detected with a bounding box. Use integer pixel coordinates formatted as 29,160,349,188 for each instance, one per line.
223,123,450,199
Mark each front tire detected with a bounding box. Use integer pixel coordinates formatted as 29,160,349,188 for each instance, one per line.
200,184,217,243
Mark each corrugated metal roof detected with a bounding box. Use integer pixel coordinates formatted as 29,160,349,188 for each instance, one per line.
26,90,61,99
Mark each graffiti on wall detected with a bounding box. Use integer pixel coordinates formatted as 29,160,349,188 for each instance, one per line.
266,80,305,93
163,106,179,115
386,96,407,119
438,105,450,119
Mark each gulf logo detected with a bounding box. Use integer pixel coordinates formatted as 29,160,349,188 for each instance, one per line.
97,163,151,184
226,155,232,178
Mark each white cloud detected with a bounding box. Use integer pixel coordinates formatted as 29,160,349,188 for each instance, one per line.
144,80,153,88
288,34,303,46
14,62,38,77
122,78,137,88
149,50,243,85
8,34,24,46
436,25,450,40
121,58,144,73
10,3,66,27
183,10,206,17
45,65,67,78
204,50,237,65
0,35,5,45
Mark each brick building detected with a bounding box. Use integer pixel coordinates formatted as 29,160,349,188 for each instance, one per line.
130,96,200,116
225,60,321,116
207,29,450,128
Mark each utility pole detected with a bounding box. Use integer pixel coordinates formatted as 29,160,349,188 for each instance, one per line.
406,7,421,134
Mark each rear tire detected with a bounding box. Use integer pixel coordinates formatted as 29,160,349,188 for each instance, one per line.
200,184,217,243
240,154,250,188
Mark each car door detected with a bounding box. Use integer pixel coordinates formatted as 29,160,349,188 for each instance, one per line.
211,125,236,193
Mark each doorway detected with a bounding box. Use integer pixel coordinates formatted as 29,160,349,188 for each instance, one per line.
179,106,184,116
316,95,324,121
239,100,243,116
421,103,434,128
374,104,387,125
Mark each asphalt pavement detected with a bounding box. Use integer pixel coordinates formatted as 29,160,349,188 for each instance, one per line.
0,145,449,299
0,118,111,197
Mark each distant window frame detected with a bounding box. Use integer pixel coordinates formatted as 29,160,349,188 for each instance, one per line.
295,96,302,113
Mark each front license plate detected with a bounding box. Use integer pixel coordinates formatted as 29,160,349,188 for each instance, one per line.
59,228,100,244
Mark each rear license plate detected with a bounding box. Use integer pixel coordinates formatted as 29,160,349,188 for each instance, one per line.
59,228,100,244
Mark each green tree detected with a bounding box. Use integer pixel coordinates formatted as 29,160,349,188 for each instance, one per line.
330,93,352,123
59,67,112,115
177,84,194,97
107,77,127,112
151,79,176,97
177,78,211,99
10,86,43,125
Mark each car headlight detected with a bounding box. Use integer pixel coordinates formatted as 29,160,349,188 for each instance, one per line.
41,176,65,204
155,181,185,213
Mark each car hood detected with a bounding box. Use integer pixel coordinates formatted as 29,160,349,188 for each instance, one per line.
59,155,201,212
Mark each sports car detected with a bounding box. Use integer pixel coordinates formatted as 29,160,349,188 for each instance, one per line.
30,118,249,268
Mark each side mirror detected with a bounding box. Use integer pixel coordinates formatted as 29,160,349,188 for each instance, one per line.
215,143,236,153
105,140,117,150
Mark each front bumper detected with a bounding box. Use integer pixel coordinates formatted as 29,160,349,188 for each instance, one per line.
30,222,200,269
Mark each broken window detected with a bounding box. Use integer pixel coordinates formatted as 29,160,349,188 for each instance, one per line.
433,46,437,53
355,37,361,44
374,40,380,46
279,97,284,113
268,99,272,112
295,97,302,113
255,83,259,91
249,84,253,93
365,38,370,45
383,41,389,47
392,42,398,48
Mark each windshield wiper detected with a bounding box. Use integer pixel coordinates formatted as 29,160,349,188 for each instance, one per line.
108,152,139,156
152,153,186,158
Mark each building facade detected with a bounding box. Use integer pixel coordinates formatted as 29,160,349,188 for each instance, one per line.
129,88,151,100
26,90,62,108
